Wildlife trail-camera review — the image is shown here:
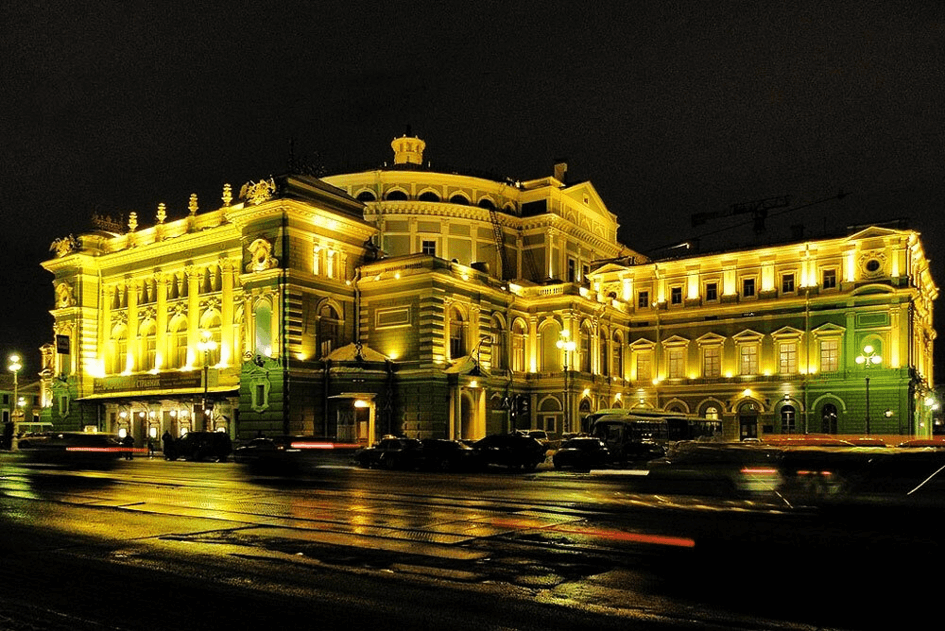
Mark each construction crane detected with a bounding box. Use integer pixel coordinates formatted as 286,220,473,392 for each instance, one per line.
691,195,791,234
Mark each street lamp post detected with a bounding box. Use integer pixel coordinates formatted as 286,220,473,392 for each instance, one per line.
7,354,22,451
556,331,576,434
855,345,882,435
198,331,217,432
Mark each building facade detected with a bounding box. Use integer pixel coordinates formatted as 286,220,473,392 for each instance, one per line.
39,135,938,446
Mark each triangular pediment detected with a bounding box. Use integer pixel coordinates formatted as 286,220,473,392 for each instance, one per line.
733,329,764,343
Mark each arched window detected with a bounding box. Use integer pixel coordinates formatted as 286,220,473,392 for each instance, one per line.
419,191,440,202
168,317,188,369
356,191,377,202
781,405,797,434
449,308,466,359
511,320,527,372
599,331,609,376
490,317,506,371
318,303,343,359
539,321,563,372
478,198,496,210
449,194,469,205
110,325,127,374
254,299,272,358
612,331,624,378
821,404,838,434
579,323,592,372
200,311,222,365
139,321,157,371
385,190,408,201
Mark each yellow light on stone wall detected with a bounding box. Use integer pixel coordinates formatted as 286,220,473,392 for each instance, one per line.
846,252,856,282
687,273,699,300
761,265,775,292
622,278,632,302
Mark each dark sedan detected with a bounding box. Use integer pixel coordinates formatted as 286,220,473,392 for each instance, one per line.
473,432,548,470
552,436,610,471
414,439,484,472
165,431,232,462
355,436,423,469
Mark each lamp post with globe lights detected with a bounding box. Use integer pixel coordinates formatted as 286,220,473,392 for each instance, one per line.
855,345,882,435
556,331,576,434
198,331,218,432
7,354,22,450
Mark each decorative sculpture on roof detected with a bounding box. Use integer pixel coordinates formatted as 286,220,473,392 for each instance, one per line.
246,237,279,272
50,234,80,257
240,178,276,205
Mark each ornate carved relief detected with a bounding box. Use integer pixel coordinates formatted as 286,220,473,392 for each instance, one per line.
246,238,279,272
54,281,75,308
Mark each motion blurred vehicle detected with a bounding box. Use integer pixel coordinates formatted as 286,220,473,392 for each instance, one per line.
897,438,945,449
646,441,783,496
355,436,422,469
17,431,124,467
234,436,362,473
474,432,547,470
165,431,232,462
552,436,610,471
413,439,484,472
589,412,722,466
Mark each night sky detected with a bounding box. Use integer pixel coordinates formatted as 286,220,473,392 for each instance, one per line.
2,1,943,377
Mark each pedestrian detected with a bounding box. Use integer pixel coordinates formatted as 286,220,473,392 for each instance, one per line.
147,437,155,458
162,430,175,460
121,433,134,460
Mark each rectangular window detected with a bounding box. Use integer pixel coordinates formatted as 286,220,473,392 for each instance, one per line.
421,240,436,256
567,258,577,283
740,345,758,375
742,278,756,297
638,291,649,308
820,339,839,372
782,273,795,293
668,348,685,379
822,269,837,289
779,342,798,374
670,286,682,305
705,282,718,302
636,354,651,381
703,347,721,378
541,416,557,433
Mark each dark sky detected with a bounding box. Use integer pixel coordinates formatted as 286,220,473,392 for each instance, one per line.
2,0,943,377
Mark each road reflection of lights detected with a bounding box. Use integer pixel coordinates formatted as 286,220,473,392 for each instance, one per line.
550,524,695,548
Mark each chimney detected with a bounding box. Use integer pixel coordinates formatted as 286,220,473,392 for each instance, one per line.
553,160,568,183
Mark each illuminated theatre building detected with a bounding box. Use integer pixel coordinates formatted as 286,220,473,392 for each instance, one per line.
40,135,937,445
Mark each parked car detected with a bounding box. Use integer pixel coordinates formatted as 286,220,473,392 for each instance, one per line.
474,432,547,470
414,439,484,472
552,436,610,471
355,436,423,469
165,431,232,462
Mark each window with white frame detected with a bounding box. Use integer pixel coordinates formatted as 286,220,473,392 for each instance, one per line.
739,344,758,375
703,346,721,378
668,348,685,379
779,342,798,374
421,240,436,256
820,338,839,372
636,352,652,382
822,268,837,289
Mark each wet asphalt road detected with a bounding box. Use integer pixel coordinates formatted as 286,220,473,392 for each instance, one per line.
0,453,940,630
